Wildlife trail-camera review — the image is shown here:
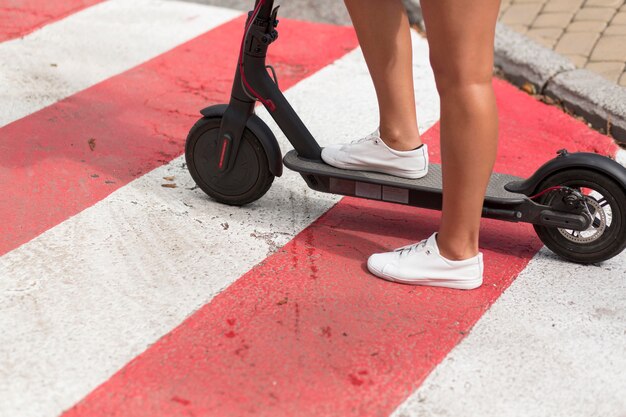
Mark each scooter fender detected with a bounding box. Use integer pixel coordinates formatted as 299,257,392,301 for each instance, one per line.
200,104,283,177
505,151,626,195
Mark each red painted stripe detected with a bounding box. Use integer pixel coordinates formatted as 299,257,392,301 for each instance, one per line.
61,79,617,416
0,0,103,42
0,16,358,256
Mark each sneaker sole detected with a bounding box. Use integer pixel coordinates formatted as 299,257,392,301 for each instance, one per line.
321,152,428,180
366,259,483,290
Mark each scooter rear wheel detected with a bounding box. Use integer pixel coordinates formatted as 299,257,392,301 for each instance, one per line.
185,116,274,206
533,168,626,264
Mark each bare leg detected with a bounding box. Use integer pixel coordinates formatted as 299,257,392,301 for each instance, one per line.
344,0,501,261
420,0,501,260
343,0,422,151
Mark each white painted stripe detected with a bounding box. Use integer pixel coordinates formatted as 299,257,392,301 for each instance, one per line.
0,0,241,128
391,248,626,417
616,148,626,168
0,32,438,417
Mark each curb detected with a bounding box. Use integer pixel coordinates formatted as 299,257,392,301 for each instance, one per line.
404,0,626,149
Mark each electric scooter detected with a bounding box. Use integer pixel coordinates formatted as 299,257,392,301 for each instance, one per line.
185,0,626,264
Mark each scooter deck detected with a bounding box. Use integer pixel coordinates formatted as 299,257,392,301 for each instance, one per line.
283,149,527,206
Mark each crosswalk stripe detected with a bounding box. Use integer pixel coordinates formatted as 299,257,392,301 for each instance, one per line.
1,2,622,416
0,12,357,257
61,199,542,417
0,0,240,128
0,9,359,417
391,246,626,417
0,0,103,42
59,55,620,417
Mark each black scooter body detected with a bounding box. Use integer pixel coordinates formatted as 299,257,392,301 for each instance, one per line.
186,0,626,264
505,151,626,195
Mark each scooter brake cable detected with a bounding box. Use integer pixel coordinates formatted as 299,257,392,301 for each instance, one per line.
266,65,279,88
528,185,565,200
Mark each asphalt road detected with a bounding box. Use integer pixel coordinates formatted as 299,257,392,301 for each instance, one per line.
184,0,353,25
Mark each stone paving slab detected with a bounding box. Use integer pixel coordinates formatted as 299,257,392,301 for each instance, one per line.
500,0,626,87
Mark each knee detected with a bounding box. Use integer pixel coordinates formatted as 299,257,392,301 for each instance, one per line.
429,53,494,95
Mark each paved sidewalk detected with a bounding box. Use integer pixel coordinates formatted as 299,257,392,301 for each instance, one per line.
499,0,626,87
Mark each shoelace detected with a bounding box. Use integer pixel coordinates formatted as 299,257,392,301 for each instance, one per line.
394,239,429,256
350,130,380,144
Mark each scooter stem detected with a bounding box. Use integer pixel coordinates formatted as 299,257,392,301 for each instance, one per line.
217,0,322,173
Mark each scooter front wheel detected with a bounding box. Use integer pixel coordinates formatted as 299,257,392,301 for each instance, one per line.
185,116,274,206
533,168,626,264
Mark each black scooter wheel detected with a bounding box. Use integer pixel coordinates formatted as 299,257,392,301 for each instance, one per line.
533,168,626,264
185,117,274,206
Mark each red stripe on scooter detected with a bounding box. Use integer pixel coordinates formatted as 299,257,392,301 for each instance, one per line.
218,138,229,169
0,0,103,42
0,16,358,256
61,79,618,416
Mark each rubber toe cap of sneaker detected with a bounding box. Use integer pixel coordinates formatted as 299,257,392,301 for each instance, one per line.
367,253,395,277
366,254,383,274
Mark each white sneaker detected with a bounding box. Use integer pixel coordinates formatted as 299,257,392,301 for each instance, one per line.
321,128,428,179
367,232,483,290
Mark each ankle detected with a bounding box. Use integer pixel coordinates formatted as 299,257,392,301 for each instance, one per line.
379,126,422,151
435,233,479,261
